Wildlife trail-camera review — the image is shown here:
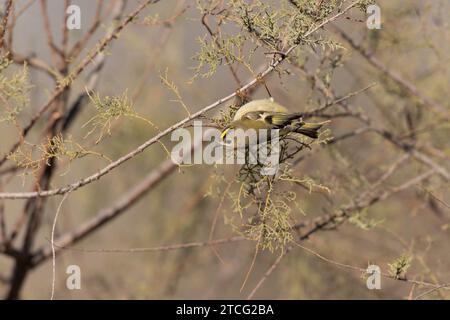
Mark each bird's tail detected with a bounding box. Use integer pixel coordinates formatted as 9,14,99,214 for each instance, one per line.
295,120,330,139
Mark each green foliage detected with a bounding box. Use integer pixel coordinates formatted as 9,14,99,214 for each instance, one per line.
349,209,384,230
83,89,156,143
160,68,191,116
0,55,33,124
290,0,340,20
231,0,341,48
190,0,346,82
211,103,240,129
222,131,331,252
7,134,110,179
388,254,412,279
0,54,12,72
191,34,252,81
208,106,333,252
56,73,75,89
192,0,359,253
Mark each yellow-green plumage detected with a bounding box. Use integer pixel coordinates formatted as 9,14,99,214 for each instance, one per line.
221,98,328,141
232,98,289,121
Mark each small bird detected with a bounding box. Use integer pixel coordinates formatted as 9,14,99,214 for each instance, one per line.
220,98,328,144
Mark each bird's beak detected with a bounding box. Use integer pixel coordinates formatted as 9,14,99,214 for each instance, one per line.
220,127,233,146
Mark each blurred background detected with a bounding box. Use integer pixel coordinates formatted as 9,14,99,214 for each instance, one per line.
0,0,449,299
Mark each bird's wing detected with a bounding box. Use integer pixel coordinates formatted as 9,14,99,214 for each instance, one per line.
240,111,265,121
260,112,303,127
240,111,303,127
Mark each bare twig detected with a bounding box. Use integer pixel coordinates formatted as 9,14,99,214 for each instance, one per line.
0,0,364,199
247,168,439,299
332,25,450,120
246,248,288,299
0,0,163,167
30,130,215,265
48,236,246,254
0,0,13,51
50,192,70,300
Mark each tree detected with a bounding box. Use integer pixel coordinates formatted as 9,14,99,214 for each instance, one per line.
0,0,449,299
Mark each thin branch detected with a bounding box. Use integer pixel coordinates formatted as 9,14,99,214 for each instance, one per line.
67,0,104,60
9,52,60,78
61,0,70,55
0,0,162,167
39,0,64,65
248,168,438,299
30,130,215,266
62,0,126,131
0,0,13,51
246,248,288,300
50,192,70,300
292,241,450,291
201,12,243,87
303,82,377,117
49,236,246,254
332,25,450,120
414,283,450,300
0,0,364,199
